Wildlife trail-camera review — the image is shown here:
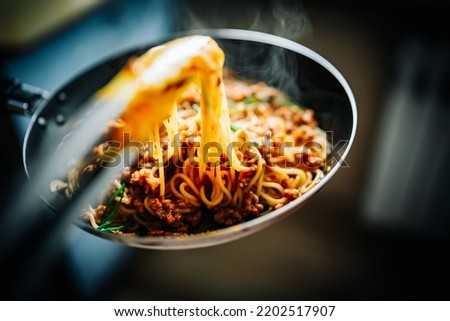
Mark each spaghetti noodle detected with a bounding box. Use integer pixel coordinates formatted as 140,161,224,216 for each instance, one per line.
69,36,329,236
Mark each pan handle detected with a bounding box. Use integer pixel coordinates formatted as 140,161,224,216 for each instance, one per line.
2,78,49,115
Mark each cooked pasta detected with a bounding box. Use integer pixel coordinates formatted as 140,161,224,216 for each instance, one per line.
64,36,329,236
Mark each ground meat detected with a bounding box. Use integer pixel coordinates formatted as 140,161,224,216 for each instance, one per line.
144,197,201,231
224,79,253,101
214,190,264,226
214,209,243,226
182,209,202,227
292,125,315,146
242,190,264,219
146,198,180,226
133,198,146,214
283,188,300,202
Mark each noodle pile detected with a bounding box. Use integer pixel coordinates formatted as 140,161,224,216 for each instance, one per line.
83,73,328,236
66,36,328,236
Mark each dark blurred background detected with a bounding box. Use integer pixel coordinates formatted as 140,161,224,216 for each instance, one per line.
1,0,449,300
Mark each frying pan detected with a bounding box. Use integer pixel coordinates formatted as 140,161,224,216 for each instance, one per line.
7,29,357,250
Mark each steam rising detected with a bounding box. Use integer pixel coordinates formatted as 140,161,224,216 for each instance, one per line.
179,0,312,101
180,0,312,42
272,1,313,41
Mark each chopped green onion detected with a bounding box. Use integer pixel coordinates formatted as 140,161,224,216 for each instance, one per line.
99,183,125,226
101,225,126,234
230,124,240,132
96,220,112,231
192,103,200,113
243,95,257,104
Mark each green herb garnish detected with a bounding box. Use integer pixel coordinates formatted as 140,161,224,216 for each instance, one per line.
192,103,200,113
243,95,257,104
230,124,240,132
101,225,126,234
97,183,126,231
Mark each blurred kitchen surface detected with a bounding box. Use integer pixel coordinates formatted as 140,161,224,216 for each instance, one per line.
1,0,449,300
